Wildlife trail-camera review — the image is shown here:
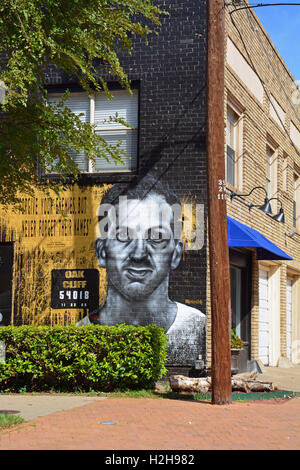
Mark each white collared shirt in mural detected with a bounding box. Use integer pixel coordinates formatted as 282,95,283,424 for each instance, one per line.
77,303,206,366
166,303,206,366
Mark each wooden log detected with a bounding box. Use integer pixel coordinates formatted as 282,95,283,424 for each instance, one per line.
169,375,277,393
233,372,258,381
169,375,211,394
231,378,277,393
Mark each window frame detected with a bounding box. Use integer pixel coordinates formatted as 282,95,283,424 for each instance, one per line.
265,139,278,213
293,169,300,230
226,107,236,187
266,145,272,199
282,152,288,194
226,101,243,190
44,83,140,180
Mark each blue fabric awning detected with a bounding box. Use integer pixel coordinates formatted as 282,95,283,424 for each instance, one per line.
227,216,293,261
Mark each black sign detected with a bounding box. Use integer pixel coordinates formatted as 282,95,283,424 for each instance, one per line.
51,269,99,310
0,243,14,326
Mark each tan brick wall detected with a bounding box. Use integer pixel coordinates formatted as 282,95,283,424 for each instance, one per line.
206,3,300,367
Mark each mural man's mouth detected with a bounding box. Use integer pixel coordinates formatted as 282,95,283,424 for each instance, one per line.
126,267,153,280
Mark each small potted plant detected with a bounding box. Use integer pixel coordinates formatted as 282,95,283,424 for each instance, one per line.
231,328,244,350
231,328,247,374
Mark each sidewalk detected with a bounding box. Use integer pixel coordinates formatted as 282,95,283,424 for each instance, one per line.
0,395,300,450
254,363,300,392
0,394,106,420
0,365,299,450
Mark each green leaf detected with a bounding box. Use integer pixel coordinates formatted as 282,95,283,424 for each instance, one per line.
0,0,165,207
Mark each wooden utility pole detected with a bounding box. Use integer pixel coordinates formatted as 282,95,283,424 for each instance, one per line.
206,0,232,404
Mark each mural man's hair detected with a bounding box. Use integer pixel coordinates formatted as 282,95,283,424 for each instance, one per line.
99,174,181,211
97,174,182,240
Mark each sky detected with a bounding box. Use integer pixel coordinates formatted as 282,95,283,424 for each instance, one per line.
251,1,300,80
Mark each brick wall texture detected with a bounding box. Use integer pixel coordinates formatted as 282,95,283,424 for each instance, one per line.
1,1,299,369
205,3,300,367
0,1,209,368
45,0,208,309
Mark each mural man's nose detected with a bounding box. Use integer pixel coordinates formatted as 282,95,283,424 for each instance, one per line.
129,238,148,261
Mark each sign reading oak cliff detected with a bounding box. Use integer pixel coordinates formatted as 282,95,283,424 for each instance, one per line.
51,269,99,310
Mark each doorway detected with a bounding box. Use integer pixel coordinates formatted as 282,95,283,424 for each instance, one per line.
286,279,292,361
258,269,269,365
230,266,242,338
229,248,252,352
258,264,281,366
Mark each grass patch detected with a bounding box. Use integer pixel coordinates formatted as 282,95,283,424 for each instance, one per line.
107,389,162,398
0,414,25,429
105,389,300,402
2,386,298,402
191,391,300,402
0,384,170,399
106,381,172,398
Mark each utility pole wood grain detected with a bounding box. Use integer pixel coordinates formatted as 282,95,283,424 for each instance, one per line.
206,0,232,405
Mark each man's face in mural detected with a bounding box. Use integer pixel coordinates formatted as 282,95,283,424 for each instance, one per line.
95,194,183,301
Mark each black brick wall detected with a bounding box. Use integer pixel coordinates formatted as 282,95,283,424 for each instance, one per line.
46,0,208,365
127,0,208,313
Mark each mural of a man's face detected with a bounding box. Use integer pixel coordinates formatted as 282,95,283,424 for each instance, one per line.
95,194,183,301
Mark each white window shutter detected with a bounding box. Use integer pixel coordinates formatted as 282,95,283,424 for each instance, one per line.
48,93,90,172
94,90,138,172
47,89,138,173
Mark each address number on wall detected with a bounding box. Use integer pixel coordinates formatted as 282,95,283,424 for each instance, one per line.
51,269,99,311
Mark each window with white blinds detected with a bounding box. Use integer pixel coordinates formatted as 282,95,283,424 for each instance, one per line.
48,89,138,173
226,102,244,190
226,107,238,187
265,142,277,204
294,170,300,229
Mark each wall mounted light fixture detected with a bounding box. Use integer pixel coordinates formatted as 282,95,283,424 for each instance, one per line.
285,230,300,239
230,186,285,223
269,198,285,224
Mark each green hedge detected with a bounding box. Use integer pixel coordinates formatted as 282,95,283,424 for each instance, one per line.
0,324,168,392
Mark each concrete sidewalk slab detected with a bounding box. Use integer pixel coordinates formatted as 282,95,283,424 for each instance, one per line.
0,394,106,420
256,364,300,392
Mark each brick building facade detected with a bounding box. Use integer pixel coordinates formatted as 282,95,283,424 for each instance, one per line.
1,1,299,373
0,1,208,369
206,3,300,368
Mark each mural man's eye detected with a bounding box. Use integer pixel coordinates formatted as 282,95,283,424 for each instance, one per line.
147,229,166,243
116,228,131,242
